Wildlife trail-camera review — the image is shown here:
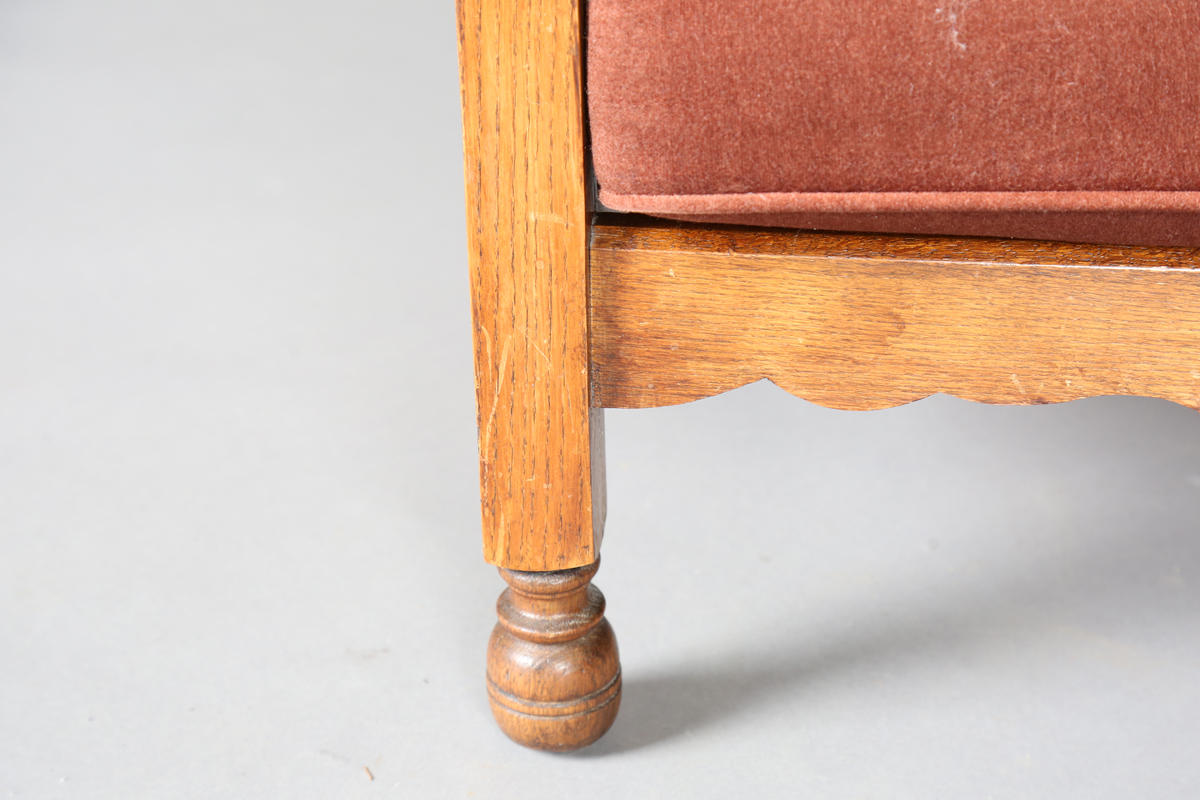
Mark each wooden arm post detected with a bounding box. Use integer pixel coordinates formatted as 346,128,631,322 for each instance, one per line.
457,0,618,749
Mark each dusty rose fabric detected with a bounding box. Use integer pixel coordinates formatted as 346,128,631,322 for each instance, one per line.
650,211,1200,248
587,0,1200,246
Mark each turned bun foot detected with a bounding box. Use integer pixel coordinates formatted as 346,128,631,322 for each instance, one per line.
486,558,621,751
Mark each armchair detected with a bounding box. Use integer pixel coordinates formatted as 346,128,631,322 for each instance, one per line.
456,0,1200,750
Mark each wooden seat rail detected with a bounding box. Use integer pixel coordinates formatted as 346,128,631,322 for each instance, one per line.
591,217,1200,412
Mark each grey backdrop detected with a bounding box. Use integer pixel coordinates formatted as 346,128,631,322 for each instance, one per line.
2,1,1199,797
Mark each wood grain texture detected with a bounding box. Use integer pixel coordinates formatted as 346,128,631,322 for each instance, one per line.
590,218,1200,411
487,559,621,751
457,0,604,570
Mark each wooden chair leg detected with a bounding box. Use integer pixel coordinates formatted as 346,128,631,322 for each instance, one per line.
458,0,617,748
486,559,621,751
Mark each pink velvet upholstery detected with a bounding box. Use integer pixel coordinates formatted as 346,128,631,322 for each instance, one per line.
587,0,1200,246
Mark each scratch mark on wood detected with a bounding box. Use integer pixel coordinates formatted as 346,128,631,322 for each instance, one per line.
480,334,512,459
530,210,569,226
515,324,552,366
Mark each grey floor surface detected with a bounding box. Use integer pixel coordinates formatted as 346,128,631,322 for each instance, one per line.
3,2,1200,797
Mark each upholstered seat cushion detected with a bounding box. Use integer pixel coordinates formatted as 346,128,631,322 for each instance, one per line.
587,0,1200,246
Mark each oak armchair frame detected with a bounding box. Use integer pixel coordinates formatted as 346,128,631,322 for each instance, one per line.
457,0,1200,750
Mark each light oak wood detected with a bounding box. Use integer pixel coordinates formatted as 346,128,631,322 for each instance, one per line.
457,0,604,571
487,559,621,751
590,218,1200,411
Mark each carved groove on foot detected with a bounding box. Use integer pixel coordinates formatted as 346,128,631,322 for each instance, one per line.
487,668,622,719
486,558,622,751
